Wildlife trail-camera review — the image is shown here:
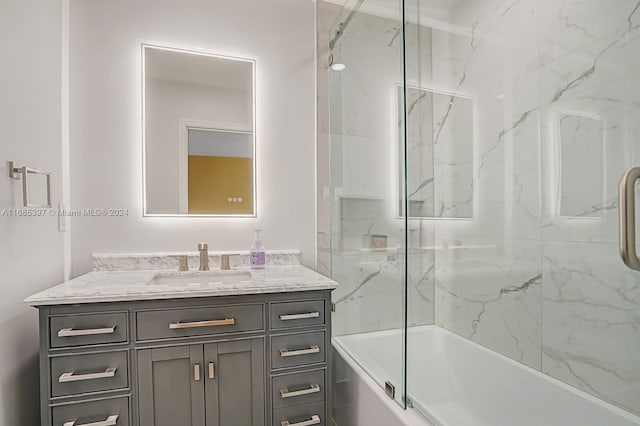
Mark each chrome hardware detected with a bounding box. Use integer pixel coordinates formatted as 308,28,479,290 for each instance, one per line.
57,326,116,337
169,318,235,329
63,415,118,426
171,255,189,272
198,243,209,271
385,381,395,399
281,415,321,426
331,303,336,312
208,362,215,379
59,367,117,383
280,384,320,399
8,160,52,208
279,346,320,358
619,166,640,271
194,364,201,381
279,312,320,321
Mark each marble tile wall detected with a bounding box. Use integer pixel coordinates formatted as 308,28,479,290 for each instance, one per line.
319,2,436,336
318,0,640,415
536,0,640,415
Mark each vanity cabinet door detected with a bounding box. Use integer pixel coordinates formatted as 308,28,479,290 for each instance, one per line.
138,345,205,426
204,338,265,426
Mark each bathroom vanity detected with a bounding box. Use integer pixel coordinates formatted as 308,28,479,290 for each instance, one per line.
26,258,336,426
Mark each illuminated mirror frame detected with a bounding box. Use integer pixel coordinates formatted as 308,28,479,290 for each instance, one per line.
141,43,257,217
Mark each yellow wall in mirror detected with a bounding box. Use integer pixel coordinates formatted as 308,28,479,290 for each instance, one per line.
188,156,254,215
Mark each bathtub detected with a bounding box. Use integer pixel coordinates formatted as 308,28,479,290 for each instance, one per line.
333,325,640,426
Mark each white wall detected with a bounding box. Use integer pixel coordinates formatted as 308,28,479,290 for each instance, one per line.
145,79,251,213
0,0,64,424
69,0,317,274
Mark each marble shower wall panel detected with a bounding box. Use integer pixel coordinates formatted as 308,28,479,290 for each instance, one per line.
537,0,636,245
430,0,543,369
402,86,474,219
326,6,435,334
432,93,474,218
557,113,604,218
331,251,403,336
404,86,435,217
542,241,640,415
536,0,640,415
435,238,542,369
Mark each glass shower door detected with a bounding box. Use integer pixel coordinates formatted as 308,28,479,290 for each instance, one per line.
399,0,640,420
537,0,640,415
327,0,410,408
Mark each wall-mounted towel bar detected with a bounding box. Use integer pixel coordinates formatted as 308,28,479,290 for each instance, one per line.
8,161,52,208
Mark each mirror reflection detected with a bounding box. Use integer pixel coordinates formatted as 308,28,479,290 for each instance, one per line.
399,86,474,219
143,45,255,216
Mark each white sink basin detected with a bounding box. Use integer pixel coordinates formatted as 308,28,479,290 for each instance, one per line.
150,270,252,286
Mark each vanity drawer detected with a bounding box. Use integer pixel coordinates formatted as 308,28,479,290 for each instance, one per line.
272,369,326,409
136,304,263,341
52,396,129,426
51,350,129,397
50,313,128,349
271,331,326,370
270,300,325,330
273,401,325,426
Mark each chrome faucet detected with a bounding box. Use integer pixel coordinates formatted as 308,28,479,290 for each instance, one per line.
198,243,209,271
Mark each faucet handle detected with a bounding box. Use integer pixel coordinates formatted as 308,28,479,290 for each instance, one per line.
220,253,240,270
198,243,208,251
170,255,189,272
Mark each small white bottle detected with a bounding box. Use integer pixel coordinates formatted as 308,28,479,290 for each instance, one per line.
250,229,266,269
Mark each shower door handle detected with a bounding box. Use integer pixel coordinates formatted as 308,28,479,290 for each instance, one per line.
619,166,640,271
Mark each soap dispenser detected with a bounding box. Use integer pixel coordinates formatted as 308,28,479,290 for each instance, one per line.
250,229,266,269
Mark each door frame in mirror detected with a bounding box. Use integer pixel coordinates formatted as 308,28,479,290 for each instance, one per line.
141,43,257,217
178,119,253,214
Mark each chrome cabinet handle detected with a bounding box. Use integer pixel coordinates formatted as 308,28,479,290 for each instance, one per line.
169,318,235,329
59,367,117,383
194,364,201,381
279,345,320,358
279,312,320,321
281,415,321,426
619,166,640,271
208,362,215,379
57,326,116,337
63,414,118,426
280,384,320,399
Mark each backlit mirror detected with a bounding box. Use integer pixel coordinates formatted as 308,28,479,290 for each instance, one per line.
143,44,256,216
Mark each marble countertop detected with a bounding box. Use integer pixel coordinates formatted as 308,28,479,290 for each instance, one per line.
25,265,338,306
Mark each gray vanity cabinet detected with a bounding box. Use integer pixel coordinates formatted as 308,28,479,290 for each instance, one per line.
137,338,264,426
204,339,265,426
37,290,332,426
137,345,206,426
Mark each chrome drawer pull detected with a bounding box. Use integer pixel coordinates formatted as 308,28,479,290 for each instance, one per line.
63,414,118,426
281,415,320,426
279,312,320,321
280,384,321,399
59,367,117,383
169,318,235,329
57,326,116,337
208,362,215,379
279,345,320,358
